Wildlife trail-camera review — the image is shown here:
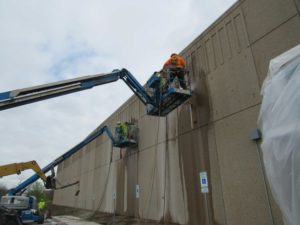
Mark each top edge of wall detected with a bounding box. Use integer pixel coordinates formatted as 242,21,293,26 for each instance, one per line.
181,0,241,55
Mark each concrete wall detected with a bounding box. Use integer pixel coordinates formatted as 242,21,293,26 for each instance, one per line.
53,0,300,224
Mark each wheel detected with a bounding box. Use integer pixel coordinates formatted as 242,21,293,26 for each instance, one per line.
37,213,44,224
6,218,20,225
1,213,22,225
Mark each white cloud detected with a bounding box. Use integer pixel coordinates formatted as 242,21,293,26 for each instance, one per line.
0,0,236,189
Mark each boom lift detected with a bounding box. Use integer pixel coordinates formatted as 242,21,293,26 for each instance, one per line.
0,68,191,116
0,123,137,224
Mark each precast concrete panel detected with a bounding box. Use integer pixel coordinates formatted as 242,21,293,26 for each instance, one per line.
63,156,71,169
59,160,75,186
206,48,260,120
71,150,83,178
115,160,126,215
122,153,138,217
69,181,81,208
139,97,147,118
79,168,89,209
53,165,64,204
163,139,188,225
94,140,112,169
241,0,298,43
92,165,111,212
185,46,211,128
85,169,95,210
53,167,64,205
177,104,193,136
95,132,107,147
65,161,77,181
102,160,118,214
177,127,211,225
182,7,260,121
53,190,62,206
112,146,121,161
138,143,165,221
80,147,88,174
73,183,81,209
251,15,300,85
139,116,166,149
207,124,227,225
61,176,79,208
57,163,63,174
87,143,97,172
166,108,178,140
129,99,140,121
214,105,272,225
53,190,63,206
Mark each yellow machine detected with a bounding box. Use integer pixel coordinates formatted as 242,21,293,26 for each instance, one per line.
0,161,48,225
0,160,47,182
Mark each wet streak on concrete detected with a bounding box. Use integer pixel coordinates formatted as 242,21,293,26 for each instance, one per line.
161,118,169,223
194,68,227,225
123,152,138,217
116,159,125,215
177,59,212,224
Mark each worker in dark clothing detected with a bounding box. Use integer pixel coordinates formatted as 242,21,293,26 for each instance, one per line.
163,53,187,89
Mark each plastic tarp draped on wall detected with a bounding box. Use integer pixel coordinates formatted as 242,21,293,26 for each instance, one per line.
258,44,300,225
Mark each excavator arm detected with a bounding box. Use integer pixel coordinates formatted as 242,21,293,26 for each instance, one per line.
0,160,47,181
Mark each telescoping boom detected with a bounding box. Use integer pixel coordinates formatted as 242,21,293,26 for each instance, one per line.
0,68,191,116
8,125,118,195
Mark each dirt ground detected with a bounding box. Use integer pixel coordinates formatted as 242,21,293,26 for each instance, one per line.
48,205,173,225
44,215,104,225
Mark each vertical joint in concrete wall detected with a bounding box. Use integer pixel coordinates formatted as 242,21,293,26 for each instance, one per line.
249,128,275,225
189,103,194,129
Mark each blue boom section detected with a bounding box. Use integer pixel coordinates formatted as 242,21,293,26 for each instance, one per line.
119,69,153,105
8,126,116,195
0,69,153,111
0,68,191,116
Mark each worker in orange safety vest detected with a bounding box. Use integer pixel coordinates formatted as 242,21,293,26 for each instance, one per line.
162,53,188,89
163,53,186,69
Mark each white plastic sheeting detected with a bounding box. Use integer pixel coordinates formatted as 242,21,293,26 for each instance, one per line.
258,44,300,225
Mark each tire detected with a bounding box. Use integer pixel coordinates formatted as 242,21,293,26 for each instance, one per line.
37,213,44,224
6,218,19,225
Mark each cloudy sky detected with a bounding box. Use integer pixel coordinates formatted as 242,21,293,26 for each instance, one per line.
0,0,236,189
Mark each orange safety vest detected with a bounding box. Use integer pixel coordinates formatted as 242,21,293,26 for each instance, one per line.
163,54,186,69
